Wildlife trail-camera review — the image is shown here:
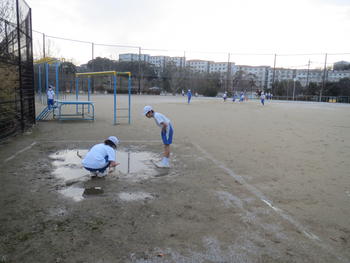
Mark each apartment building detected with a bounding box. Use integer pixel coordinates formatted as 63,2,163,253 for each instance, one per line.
118,53,350,88
148,56,170,68
266,68,295,89
236,65,270,89
168,57,186,67
294,69,322,87
333,61,350,70
186,60,212,73
209,62,236,74
327,70,350,82
287,69,350,87
119,53,150,62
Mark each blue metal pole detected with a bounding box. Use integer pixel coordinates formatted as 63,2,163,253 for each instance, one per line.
128,75,131,124
38,65,42,103
45,63,49,91
55,63,59,100
75,78,79,113
88,77,91,113
45,63,49,105
113,75,117,125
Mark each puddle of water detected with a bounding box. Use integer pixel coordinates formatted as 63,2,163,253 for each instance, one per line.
50,150,87,182
58,187,85,202
50,149,159,202
118,192,153,202
84,187,104,195
116,151,158,174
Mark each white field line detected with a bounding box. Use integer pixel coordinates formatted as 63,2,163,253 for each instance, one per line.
36,140,161,144
4,141,37,163
193,143,348,262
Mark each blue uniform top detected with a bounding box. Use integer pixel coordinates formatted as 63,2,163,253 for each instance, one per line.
82,143,115,169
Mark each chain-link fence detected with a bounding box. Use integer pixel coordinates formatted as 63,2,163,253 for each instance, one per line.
0,0,35,139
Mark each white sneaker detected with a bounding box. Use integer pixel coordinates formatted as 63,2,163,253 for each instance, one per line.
155,161,170,168
97,170,107,177
90,171,98,177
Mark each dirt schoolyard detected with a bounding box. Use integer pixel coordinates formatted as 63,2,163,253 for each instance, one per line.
0,95,349,263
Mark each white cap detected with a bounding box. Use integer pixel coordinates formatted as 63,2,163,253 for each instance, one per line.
143,105,153,115
108,136,119,146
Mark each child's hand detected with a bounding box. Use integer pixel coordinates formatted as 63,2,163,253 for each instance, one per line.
110,161,119,167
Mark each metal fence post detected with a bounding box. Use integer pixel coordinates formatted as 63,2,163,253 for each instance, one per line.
16,0,25,131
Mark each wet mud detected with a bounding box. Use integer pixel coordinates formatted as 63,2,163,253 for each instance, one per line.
1,96,349,262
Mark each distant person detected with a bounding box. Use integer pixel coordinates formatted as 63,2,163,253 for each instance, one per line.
82,136,120,178
181,89,185,96
232,92,237,102
143,105,173,168
260,93,266,105
239,92,245,102
47,85,55,110
187,89,192,104
223,92,227,102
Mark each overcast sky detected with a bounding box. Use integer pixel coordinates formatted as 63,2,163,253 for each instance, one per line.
28,0,350,67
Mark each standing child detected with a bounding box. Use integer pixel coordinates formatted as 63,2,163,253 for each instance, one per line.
260,92,266,105
223,92,227,102
239,92,245,102
143,105,173,168
47,85,55,110
187,89,192,104
82,136,120,177
232,92,237,102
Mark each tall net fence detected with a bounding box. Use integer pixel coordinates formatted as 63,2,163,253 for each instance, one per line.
0,0,34,139
32,30,140,98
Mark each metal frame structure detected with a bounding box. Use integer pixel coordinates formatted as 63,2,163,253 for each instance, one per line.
75,71,132,125
35,57,61,104
56,100,94,121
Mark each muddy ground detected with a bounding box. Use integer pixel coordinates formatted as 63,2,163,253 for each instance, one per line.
0,95,349,263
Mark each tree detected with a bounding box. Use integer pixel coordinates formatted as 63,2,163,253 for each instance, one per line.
304,82,320,96
247,73,257,96
0,0,15,25
232,70,257,93
185,71,220,97
61,61,77,74
87,57,115,72
200,72,221,97
324,78,350,96
232,70,244,91
0,0,16,60
84,57,158,92
160,62,187,94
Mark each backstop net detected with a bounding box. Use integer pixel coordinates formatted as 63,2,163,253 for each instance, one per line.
0,0,35,139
